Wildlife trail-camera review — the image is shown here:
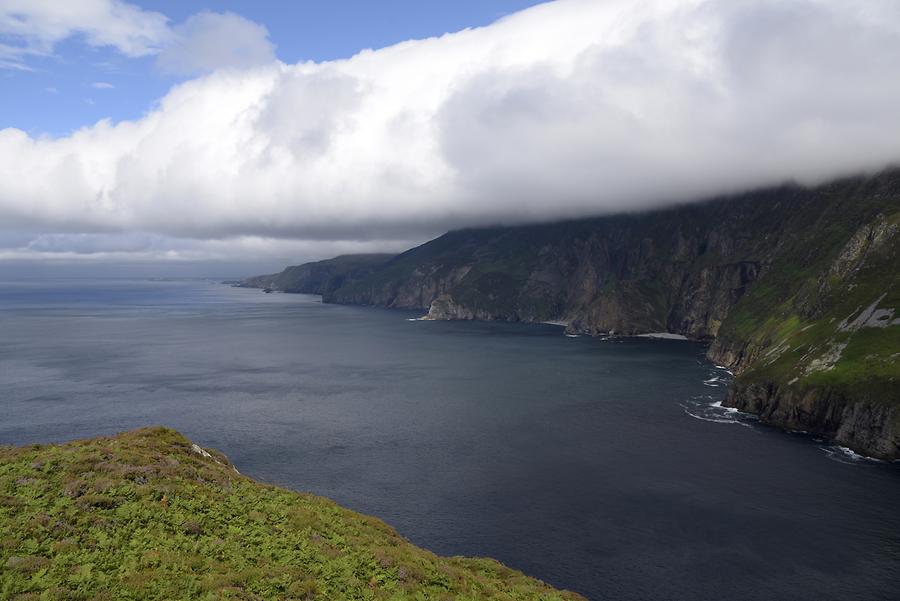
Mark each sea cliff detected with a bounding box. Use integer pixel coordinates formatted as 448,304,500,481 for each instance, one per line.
244,170,900,459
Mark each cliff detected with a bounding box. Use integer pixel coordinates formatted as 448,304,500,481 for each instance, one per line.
708,201,900,459
238,253,395,296
244,170,900,459
0,427,584,600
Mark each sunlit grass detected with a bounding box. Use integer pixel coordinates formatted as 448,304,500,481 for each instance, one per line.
0,427,584,601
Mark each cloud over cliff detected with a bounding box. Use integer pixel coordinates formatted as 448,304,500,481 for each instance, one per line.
2,0,900,264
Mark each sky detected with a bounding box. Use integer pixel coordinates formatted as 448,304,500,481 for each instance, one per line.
1,0,900,278
1,1,545,136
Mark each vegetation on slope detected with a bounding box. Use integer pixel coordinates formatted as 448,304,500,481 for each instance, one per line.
699,175,900,457
712,179,900,399
0,427,584,601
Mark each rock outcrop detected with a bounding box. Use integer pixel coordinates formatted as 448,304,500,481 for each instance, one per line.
724,381,900,459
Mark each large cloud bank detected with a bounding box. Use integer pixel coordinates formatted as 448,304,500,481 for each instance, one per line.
2,0,900,264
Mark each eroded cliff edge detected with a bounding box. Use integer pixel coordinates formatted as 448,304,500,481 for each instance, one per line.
244,170,900,459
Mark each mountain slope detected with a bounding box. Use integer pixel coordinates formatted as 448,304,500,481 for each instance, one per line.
244,169,900,458
709,203,900,457
0,427,584,601
238,254,395,296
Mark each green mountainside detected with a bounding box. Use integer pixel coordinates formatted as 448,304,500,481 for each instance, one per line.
710,190,900,457
244,169,900,458
0,427,584,601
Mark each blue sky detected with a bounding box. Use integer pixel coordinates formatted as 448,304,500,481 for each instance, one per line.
1,0,898,275
1,1,546,136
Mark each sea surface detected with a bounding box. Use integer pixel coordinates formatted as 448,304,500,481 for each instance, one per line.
1,278,899,601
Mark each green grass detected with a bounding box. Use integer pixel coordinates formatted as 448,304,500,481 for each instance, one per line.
0,428,584,601
720,204,900,403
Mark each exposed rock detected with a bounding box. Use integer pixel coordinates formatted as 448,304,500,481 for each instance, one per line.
190,443,212,459
725,381,900,460
838,294,897,331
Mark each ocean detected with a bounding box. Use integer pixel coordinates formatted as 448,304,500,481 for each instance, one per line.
1,278,898,600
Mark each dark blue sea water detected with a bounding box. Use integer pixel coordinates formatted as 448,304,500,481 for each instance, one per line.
1,279,898,600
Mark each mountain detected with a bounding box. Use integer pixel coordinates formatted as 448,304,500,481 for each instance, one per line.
244,169,900,459
237,253,395,296
0,427,584,600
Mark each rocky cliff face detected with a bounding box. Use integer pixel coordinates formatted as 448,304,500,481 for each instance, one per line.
330,174,897,338
706,194,900,459
724,381,900,459
245,170,900,458
330,208,773,337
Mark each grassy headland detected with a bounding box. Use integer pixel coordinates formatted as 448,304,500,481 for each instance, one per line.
0,427,584,601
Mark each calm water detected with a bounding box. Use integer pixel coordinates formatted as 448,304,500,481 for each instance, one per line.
1,279,899,600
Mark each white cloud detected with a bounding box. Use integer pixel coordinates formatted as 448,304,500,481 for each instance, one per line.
92,81,114,89
1,0,900,264
0,0,171,66
0,1,274,74
156,11,275,76
0,232,416,269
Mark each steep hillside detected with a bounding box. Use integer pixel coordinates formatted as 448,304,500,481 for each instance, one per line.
244,170,900,458
0,427,584,601
325,209,766,339
239,254,394,296
709,204,900,458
